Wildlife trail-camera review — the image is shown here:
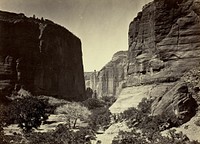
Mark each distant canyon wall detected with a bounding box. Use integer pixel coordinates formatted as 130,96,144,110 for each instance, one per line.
84,51,127,98
0,11,85,101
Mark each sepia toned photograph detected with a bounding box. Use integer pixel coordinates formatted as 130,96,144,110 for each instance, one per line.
0,0,200,143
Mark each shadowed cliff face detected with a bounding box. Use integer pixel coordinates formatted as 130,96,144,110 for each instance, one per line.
0,11,85,101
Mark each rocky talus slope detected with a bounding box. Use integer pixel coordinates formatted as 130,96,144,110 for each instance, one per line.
110,0,200,132
0,11,85,101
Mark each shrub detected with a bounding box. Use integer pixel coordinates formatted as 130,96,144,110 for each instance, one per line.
113,97,200,143
86,87,93,99
89,107,111,131
112,129,200,144
5,97,50,132
82,98,105,110
55,102,91,129
137,97,154,114
26,124,95,144
101,96,116,107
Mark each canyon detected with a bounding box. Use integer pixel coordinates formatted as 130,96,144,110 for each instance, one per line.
85,0,200,136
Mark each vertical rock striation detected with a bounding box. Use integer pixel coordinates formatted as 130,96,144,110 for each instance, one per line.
85,51,127,98
128,0,200,86
97,51,128,97
0,10,85,101
111,0,200,126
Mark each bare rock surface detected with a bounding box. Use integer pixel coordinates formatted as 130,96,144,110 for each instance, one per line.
0,10,85,101
111,0,200,130
85,51,128,98
128,0,200,86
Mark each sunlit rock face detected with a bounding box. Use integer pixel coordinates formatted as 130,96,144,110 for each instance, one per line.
111,0,200,126
0,10,85,101
84,51,127,98
97,51,128,97
127,0,200,86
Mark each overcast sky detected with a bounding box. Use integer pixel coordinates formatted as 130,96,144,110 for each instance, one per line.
0,0,151,72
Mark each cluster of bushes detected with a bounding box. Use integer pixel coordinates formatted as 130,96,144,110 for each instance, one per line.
112,129,200,144
0,94,113,143
0,96,55,143
83,97,112,131
25,124,95,144
111,97,200,144
0,124,95,144
101,96,116,107
82,98,105,110
88,107,111,131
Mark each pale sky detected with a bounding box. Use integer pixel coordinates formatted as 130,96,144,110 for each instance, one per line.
0,0,152,72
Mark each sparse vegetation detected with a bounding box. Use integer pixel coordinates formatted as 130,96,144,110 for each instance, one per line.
89,107,112,131
0,89,198,144
82,97,112,131
112,97,200,144
82,98,105,110
101,96,117,107
55,102,91,129
25,124,95,144
112,128,200,144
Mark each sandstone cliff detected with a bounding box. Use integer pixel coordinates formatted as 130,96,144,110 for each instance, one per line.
85,51,127,98
127,0,200,86
110,0,200,129
0,10,85,101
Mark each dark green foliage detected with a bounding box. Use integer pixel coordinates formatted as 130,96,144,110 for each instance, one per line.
26,124,95,144
89,107,111,131
86,87,93,99
0,104,17,144
101,96,116,107
6,97,50,132
112,130,147,144
0,133,27,144
137,97,154,114
83,97,112,131
112,97,200,144
112,129,200,144
82,98,105,110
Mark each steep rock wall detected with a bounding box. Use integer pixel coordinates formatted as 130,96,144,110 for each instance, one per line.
127,0,200,86
85,51,127,98
0,11,85,101
111,0,200,126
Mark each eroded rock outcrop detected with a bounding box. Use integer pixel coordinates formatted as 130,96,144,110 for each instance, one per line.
0,10,85,101
152,82,198,125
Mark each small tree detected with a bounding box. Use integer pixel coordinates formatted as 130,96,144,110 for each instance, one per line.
86,87,93,99
55,102,91,129
7,97,50,132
